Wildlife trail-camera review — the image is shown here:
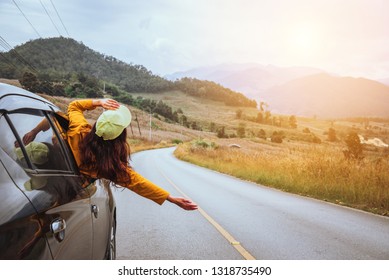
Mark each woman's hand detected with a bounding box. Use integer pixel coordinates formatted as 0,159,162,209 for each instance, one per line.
22,130,38,145
167,195,198,211
93,99,120,110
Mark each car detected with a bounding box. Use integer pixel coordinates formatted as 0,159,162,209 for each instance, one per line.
0,82,116,260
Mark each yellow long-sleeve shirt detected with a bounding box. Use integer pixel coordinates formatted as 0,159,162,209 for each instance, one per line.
66,99,169,205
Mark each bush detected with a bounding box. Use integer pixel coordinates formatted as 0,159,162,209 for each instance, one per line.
328,128,338,142
271,131,284,143
237,123,246,138
217,126,227,138
172,139,183,144
311,134,322,144
257,129,266,139
192,139,217,149
344,132,363,160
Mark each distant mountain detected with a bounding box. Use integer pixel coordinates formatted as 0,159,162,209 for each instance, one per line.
261,73,389,118
167,64,389,117
378,77,389,86
165,63,324,98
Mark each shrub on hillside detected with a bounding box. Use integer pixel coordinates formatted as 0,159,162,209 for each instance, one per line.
271,131,284,143
343,131,364,160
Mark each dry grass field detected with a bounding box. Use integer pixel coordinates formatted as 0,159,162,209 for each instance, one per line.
134,91,389,216
175,138,389,216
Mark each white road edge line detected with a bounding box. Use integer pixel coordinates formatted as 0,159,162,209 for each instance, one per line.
156,164,256,260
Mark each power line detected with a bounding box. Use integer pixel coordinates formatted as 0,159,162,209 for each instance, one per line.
12,0,42,38
40,0,61,36
0,35,56,96
0,51,19,70
0,36,13,51
0,37,15,67
0,36,38,73
9,0,64,68
3,1,68,96
50,0,70,37
1,34,59,75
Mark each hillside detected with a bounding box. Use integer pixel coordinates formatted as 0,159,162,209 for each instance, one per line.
0,37,256,107
0,37,172,93
261,73,389,118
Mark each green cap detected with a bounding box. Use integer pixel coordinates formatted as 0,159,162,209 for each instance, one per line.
95,105,132,140
24,176,48,191
15,142,49,165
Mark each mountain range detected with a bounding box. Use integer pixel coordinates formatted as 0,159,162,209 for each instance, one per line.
1,37,388,118
166,64,389,118
165,63,323,97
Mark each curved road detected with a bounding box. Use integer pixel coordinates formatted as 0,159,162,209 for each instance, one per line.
113,147,389,260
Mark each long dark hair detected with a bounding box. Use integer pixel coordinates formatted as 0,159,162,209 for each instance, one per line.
79,124,131,183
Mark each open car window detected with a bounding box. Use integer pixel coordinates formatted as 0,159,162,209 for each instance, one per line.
0,110,73,173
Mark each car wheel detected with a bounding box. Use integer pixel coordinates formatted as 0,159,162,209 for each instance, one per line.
105,219,116,260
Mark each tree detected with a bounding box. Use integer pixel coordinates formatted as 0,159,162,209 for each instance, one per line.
180,115,189,127
265,111,271,124
20,72,39,92
217,126,227,138
311,134,321,144
327,128,337,142
256,112,264,123
257,129,266,139
289,115,297,129
273,116,282,127
191,121,200,130
344,132,363,160
259,101,268,112
209,122,216,132
271,131,283,143
236,109,243,119
237,123,246,138
53,84,65,96
198,86,206,96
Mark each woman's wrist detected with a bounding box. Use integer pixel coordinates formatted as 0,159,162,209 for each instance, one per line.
92,99,102,107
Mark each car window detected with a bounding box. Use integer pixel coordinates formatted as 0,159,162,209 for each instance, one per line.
0,111,71,172
0,115,24,165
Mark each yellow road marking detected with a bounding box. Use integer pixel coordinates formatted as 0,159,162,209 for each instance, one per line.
156,165,256,260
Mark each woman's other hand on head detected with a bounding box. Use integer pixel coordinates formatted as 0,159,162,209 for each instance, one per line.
96,99,120,110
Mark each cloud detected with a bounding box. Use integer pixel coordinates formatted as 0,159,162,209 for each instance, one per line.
139,18,151,30
1,0,389,79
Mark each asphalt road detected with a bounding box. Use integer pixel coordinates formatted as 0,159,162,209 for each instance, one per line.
113,147,389,260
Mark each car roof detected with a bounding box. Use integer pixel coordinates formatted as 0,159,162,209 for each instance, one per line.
0,82,58,112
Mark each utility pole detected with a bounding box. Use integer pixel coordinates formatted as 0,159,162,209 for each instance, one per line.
149,109,152,141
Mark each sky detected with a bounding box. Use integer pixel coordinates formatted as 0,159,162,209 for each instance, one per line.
1,0,389,80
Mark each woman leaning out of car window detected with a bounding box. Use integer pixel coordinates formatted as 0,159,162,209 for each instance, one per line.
23,98,198,211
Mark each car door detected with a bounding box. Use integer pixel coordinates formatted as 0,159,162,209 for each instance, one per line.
0,109,94,259
0,147,52,259
89,178,115,259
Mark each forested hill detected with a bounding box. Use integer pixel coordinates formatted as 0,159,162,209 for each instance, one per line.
1,37,171,93
0,37,256,107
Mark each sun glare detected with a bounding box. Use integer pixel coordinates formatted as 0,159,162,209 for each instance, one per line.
288,24,319,57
